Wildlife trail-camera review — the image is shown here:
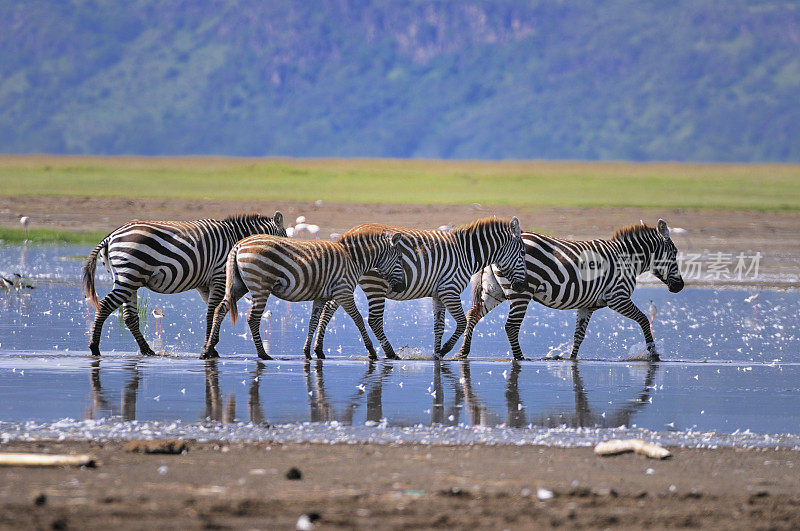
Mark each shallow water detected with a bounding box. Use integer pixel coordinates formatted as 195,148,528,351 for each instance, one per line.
1,244,799,448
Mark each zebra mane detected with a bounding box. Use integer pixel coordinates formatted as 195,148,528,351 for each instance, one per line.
451,217,509,234
338,225,390,245
611,223,658,242
222,212,274,224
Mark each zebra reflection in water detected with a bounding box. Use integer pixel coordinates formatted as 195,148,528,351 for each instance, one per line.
304,360,394,423
87,359,658,429
429,361,659,429
86,359,140,422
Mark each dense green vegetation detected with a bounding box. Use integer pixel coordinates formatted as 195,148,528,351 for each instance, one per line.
1,156,798,211
1,1,799,161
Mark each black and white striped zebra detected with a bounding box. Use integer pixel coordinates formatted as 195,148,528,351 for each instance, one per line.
456,219,684,361
82,212,286,356
312,217,528,359
201,226,406,360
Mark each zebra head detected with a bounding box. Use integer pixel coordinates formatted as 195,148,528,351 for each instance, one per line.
494,217,528,292
373,232,407,293
262,211,287,237
229,211,287,238
651,219,684,293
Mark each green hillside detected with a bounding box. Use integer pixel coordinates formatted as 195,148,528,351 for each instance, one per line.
1,1,799,161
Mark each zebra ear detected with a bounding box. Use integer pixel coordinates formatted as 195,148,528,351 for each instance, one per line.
657,218,670,239
390,232,403,246
510,217,522,239
273,211,284,227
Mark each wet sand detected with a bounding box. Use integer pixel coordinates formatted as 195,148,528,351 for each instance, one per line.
2,195,799,287
1,440,798,529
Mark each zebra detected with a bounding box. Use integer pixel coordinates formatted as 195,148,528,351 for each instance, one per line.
82,212,286,357
456,219,684,361
311,217,528,360
201,226,406,360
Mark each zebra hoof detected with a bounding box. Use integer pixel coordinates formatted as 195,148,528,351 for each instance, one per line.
200,347,219,359
453,352,469,360
257,352,274,361
648,353,661,362
384,352,399,360
315,350,326,360
141,347,157,356
89,343,101,357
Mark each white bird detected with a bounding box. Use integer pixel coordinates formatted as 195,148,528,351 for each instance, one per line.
294,223,308,236
329,232,341,242
438,224,452,232
314,199,323,207
152,308,165,335
648,300,657,323
745,292,760,319
671,227,687,235
19,216,30,240
295,215,306,224
306,224,320,239
285,227,296,238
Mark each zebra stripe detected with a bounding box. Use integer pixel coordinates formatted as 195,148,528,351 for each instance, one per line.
82,212,286,356
313,217,527,359
202,227,406,360
457,219,684,361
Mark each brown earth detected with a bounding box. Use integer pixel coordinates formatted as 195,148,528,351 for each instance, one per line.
1,440,798,529
1,195,798,287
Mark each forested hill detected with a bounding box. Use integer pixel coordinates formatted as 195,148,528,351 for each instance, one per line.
2,1,799,161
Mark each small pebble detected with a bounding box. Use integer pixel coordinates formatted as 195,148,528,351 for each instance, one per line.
286,467,302,480
537,487,554,500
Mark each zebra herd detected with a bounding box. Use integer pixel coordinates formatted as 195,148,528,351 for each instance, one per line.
82,211,684,362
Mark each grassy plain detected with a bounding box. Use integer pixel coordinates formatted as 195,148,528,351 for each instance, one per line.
1,155,799,211
0,227,106,244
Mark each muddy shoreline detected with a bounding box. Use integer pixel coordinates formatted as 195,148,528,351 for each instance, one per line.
1,440,799,529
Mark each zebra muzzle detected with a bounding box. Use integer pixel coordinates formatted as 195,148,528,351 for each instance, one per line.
391,280,407,292
668,279,684,293
511,279,528,292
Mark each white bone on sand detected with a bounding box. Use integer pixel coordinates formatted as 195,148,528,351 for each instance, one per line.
594,439,671,459
0,453,96,467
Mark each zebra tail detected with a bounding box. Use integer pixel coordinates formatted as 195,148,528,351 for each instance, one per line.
225,246,241,326
469,269,486,315
82,237,107,310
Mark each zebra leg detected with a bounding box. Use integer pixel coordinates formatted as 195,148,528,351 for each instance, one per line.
302,299,326,360
366,295,397,359
201,279,226,356
608,298,659,361
88,286,134,356
569,308,595,360
248,289,273,360
312,301,338,359
334,291,377,360
432,296,446,354
456,282,510,359
437,292,468,356
201,298,228,359
504,296,531,360
122,298,156,356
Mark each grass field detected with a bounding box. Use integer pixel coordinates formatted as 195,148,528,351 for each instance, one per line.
1,155,799,210
0,227,107,244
